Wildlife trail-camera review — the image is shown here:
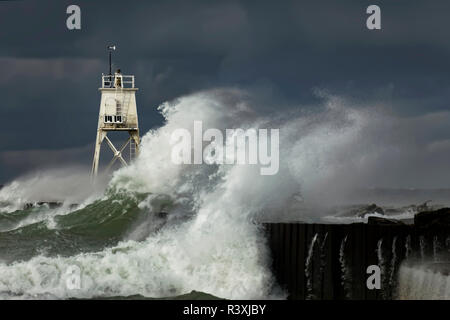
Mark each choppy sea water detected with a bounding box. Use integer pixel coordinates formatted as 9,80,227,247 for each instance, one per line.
2,89,450,300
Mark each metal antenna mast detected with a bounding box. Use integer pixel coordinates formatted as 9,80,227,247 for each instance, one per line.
107,45,116,86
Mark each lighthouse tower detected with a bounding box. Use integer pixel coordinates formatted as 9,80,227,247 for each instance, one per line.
91,49,140,178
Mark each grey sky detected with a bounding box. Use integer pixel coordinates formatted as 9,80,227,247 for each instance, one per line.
1,0,450,185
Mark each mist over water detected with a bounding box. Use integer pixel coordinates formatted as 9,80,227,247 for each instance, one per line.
0,167,107,213
1,88,450,299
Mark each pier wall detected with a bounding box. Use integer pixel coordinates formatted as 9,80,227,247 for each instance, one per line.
263,221,449,299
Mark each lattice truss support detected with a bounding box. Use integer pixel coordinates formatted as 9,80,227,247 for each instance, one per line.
91,130,140,177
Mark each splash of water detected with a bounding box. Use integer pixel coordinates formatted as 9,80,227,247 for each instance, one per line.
433,236,441,262
2,88,440,299
388,237,398,298
376,238,387,299
376,238,384,269
1,89,298,299
339,235,352,299
405,235,412,260
305,233,319,300
420,236,426,260
319,232,328,284
397,263,450,300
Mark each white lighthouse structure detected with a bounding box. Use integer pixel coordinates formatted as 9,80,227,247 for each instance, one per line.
91,47,140,178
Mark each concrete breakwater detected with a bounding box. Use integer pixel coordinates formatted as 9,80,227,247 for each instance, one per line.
263,210,450,300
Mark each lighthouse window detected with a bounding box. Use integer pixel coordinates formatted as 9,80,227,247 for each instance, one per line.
104,115,113,123
114,115,122,123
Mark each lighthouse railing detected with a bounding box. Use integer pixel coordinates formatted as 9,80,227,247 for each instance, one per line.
102,75,135,88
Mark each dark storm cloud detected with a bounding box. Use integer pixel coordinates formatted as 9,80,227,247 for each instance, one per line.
1,0,450,184
0,144,91,178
